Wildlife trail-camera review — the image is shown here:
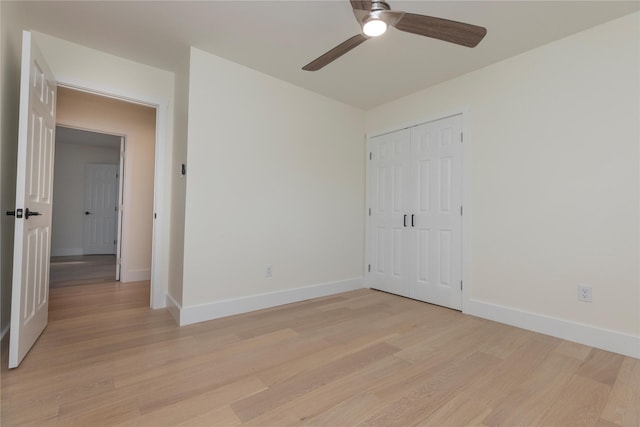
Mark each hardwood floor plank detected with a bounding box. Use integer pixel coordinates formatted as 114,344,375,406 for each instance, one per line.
537,375,611,426
482,352,583,426
175,405,241,427
244,357,410,426
231,342,400,422
554,340,594,361
361,351,502,426
600,357,640,427
1,395,59,426
56,394,141,426
577,348,626,386
301,392,381,427
423,337,559,426
113,328,298,389
597,418,625,427
115,377,266,426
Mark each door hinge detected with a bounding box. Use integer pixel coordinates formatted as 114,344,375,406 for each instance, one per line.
368,264,371,272
460,280,463,290
460,206,463,216
115,205,118,212
460,132,463,143
114,240,117,245
369,152,372,160
154,213,157,219
368,208,371,216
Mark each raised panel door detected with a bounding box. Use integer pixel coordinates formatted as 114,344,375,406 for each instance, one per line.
9,31,57,368
368,129,411,297
409,115,463,309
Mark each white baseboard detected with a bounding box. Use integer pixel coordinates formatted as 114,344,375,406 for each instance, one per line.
1,323,10,341
121,268,151,283
178,277,364,326
464,299,640,359
51,247,83,257
165,294,181,325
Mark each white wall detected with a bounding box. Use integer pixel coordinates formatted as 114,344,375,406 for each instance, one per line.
179,48,365,321
366,13,640,352
51,140,119,256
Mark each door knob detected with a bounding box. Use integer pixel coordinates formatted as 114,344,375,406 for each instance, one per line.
85,211,92,215
24,208,41,219
6,211,15,216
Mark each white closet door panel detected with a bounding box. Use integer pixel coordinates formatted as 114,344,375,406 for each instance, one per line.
368,129,411,297
410,115,463,309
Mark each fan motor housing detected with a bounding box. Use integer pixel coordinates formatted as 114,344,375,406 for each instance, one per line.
371,1,391,12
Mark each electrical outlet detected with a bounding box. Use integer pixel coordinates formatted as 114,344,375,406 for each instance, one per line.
578,285,592,302
265,264,272,278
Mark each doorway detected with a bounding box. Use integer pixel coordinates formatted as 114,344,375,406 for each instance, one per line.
50,126,124,288
52,87,156,292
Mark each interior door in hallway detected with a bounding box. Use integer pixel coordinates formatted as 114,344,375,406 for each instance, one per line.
83,163,118,255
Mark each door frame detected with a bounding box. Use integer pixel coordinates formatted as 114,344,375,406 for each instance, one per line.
54,81,168,309
116,136,125,281
364,108,471,312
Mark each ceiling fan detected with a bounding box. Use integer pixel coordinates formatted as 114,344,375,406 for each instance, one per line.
302,0,487,71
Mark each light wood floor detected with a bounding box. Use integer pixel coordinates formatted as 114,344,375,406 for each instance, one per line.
1,282,638,426
49,255,117,288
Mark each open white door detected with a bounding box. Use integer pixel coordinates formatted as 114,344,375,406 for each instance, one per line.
9,31,57,368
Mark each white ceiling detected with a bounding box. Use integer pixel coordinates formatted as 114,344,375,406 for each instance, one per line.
14,1,640,110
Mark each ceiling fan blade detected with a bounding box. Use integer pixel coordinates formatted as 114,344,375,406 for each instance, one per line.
302,34,368,71
394,13,487,47
350,0,371,11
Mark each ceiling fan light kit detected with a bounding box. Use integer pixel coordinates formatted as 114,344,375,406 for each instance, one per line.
302,0,487,71
363,18,387,37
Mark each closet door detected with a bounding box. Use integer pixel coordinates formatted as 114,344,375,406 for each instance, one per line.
368,129,411,298
409,115,463,309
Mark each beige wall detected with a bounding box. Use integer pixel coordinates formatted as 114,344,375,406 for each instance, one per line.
51,139,120,256
366,13,640,339
56,87,156,282
182,48,365,308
